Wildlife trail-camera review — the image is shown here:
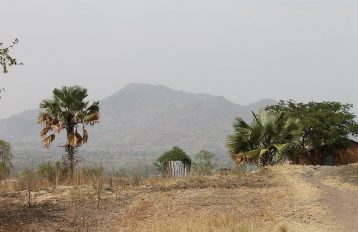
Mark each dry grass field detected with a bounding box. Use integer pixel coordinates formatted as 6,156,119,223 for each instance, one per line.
0,165,357,232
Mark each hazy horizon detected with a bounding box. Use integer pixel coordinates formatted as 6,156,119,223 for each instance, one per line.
1,0,357,119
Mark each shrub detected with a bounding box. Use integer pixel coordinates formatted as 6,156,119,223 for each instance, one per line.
37,161,65,187
19,168,38,207
154,146,192,175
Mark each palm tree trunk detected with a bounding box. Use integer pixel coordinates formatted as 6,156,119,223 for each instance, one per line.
68,146,75,178
66,126,75,178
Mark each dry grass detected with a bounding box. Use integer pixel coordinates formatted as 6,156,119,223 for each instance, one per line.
271,165,338,232
322,176,358,190
0,165,346,232
143,169,275,191
114,167,336,232
139,214,256,232
321,163,358,190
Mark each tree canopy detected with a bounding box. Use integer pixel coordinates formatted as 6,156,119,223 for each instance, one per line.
266,100,358,150
38,85,100,176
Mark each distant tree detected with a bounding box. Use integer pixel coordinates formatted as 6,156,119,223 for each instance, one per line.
0,39,22,74
227,110,303,166
193,150,216,175
154,146,192,175
266,100,358,162
0,140,13,180
38,86,100,177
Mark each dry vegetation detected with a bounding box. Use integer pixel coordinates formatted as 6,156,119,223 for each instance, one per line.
0,165,355,232
321,163,358,190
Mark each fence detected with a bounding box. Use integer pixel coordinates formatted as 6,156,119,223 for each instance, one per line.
167,161,190,177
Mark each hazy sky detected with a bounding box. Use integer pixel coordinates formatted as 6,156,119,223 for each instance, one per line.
1,0,357,119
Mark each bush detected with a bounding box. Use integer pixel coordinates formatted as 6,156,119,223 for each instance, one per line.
154,146,192,175
37,161,65,187
192,150,216,176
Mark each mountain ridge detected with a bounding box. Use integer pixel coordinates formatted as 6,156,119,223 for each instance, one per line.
0,83,277,167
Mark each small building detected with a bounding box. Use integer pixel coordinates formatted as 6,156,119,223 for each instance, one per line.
299,141,358,165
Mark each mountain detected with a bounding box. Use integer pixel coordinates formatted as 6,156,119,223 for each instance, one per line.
0,83,276,168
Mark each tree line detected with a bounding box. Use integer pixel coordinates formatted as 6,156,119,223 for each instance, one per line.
227,100,358,166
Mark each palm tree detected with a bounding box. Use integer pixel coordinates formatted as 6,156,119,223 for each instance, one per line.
227,110,303,166
38,86,99,177
0,140,13,180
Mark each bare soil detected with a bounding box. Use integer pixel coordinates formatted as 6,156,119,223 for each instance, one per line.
301,164,358,232
0,165,357,232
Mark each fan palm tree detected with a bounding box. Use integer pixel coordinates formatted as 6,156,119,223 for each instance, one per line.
227,110,303,166
38,86,99,177
0,140,13,180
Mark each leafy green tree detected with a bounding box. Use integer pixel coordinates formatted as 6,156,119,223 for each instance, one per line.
193,150,216,175
0,39,22,74
0,140,13,180
227,110,303,166
154,146,192,175
38,86,100,177
267,101,358,162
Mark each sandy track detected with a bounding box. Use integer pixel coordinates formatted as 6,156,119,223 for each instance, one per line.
302,166,358,232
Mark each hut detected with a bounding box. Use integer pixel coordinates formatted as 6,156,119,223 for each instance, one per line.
299,141,358,165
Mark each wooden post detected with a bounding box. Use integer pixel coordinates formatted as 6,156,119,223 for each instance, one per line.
167,161,190,177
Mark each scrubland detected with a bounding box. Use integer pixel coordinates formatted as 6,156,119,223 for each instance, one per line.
1,165,357,232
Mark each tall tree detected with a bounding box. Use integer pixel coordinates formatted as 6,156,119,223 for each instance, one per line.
38,86,100,177
266,101,358,163
267,101,358,161
0,140,13,180
227,110,303,166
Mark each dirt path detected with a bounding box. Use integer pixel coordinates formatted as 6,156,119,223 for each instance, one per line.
301,166,358,232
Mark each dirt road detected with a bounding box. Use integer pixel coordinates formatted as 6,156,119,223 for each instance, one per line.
300,165,358,232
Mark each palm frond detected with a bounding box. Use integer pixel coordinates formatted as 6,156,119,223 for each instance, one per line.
228,110,303,166
42,134,55,148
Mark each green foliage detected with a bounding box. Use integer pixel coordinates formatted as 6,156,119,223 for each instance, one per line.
0,140,13,180
267,100,358,150
193,150,216,175
154,146,192,174
0,39,22,74
227,110,303,166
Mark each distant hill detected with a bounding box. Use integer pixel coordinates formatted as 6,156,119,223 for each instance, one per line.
0,83,276,168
